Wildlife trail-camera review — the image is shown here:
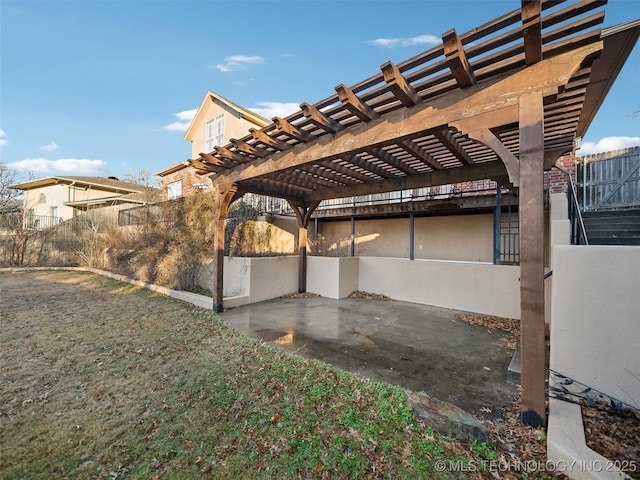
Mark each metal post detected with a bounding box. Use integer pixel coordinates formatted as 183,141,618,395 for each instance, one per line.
409,212,415,260
493,185,502,264
350,216,355,257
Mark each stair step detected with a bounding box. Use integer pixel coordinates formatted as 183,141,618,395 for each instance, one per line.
582,209,640,217
587,237,640,246
583,219,640,227
585,229,640,237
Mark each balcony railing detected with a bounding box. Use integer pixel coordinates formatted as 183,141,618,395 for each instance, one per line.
24,215,61,230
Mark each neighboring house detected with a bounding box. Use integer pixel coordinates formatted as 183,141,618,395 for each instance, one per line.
157,91,270,199
11,176,159,228
156,162,213,200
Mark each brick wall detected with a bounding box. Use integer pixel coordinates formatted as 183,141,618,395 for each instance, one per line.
545,151,576,194
160,167,212,200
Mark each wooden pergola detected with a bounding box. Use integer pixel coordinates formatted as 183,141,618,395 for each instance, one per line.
187,0,639,426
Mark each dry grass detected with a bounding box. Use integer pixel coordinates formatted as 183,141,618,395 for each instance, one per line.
1,270,505,480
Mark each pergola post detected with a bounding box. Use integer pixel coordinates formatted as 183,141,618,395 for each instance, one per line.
289,201,320,293
518,90,546,427
212,184,238,313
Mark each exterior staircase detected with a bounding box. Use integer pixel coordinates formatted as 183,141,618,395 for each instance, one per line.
582,209,640,246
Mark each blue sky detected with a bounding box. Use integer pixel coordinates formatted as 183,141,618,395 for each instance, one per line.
1,0,638,182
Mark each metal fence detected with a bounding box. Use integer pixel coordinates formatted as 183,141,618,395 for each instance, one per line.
0,213,62,231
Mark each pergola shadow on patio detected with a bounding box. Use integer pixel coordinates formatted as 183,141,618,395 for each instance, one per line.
186,0,639,426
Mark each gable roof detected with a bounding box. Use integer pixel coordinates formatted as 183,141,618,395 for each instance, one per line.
11,176,146,194
155,162,190,177
183,91,270,142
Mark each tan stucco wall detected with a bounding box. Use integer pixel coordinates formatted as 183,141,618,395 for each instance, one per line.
307,257,359,298
218,255,521,318
358,257,521,319
23,185,75,220
220,256,299,303
314,214,495,262
190,98,263,159
550,246,640,406
23,184,121,221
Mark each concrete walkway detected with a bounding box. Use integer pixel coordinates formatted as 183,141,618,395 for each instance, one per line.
221,296,518,419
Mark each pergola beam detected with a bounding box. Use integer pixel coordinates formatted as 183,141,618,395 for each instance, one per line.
212,43,601,189
250,127,292,151
400,140,445,171
230,138,268,158
336,83,380,122
301,102,345,134
522,0,543,65
443,28,476,87
189,158,218,172
214,145,246,163
273,116,317,143
306,161,508,202
381,61,422,106
433,127,475,165
367,147,423,175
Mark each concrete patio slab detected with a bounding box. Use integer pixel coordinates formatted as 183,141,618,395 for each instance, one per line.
221,296,518,420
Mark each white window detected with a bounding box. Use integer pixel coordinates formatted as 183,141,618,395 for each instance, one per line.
205,114,224,152
50,206,59,225
167,180,182,200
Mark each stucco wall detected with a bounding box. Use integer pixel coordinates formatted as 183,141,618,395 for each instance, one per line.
550,246,640,406
307,257,359,298
218,255,519,318
23,184,131,222
314,213,495,262
248,256,299,303
23,185,74,220
358,257,521,319
190,98,262,159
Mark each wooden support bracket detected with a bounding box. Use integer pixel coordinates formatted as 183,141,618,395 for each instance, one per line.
463,128,520,187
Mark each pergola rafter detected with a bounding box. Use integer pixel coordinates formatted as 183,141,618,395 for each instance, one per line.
186,0,639,427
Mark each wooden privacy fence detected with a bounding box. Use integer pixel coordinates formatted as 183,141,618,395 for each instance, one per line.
579,146,640,211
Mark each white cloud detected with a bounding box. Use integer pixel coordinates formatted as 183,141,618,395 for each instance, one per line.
7,158,107,175
0,129,7,147
40,142,59,152
250,102,300,120
578,136,640,155
163,109,197,132
215,55,264,73
366,34,440,48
